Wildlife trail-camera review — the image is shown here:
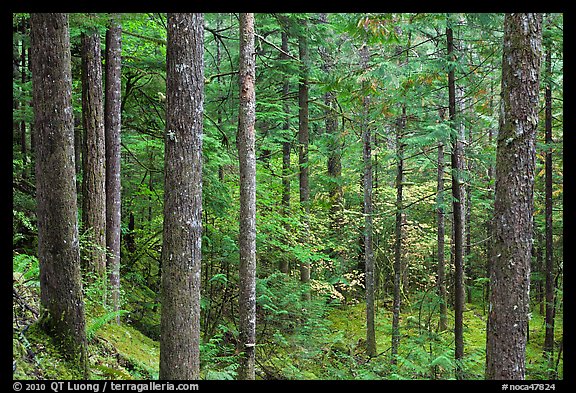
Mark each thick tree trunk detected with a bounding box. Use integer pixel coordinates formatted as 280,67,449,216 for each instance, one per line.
485,13,542,380
298,18,311,298
81,23,107,278
105,15,122,324
237,12,257,381
447,23,466,378
30,12,88,377
159,13,204,380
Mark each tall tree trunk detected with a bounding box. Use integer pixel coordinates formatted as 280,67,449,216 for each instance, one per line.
125,210,136,254
535,228,545,316
543,18,556,377
280,29,291,275
319,13,343,233
19,17,29,179
447,22,466,379
359,43,376,358
298,18,311,299
74,116,83,196
81,21,107,279
465,115,473,304
237,12,257,380
30,12,88,378
105,14,122,324
485,12,543,380
485,86,496,313
437,109,448,332
391,109,405,365
159,12,204,380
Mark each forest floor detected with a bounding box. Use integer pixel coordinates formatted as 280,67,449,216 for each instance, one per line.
13,286,563,380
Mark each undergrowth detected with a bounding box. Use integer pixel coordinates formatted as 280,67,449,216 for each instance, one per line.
13,251,563,380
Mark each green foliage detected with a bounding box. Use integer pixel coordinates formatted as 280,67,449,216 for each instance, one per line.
200,327,238,380
13,253,39,285
87,310,129,341
12,12,563,381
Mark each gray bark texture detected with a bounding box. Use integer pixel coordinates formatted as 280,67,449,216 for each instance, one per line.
81,24,107,278
319,13,343,232
485,12,542,380
359,44,376,358
30,12,88,377
298,18,311,294
237,12,257,381
159,12,204,380
280,30,291,275
447,23,466,378
105,15,122,323
437,137,448,332
391,111,405,364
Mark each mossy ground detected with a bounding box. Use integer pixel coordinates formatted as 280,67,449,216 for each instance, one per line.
13,293,562,380
13,318,160,380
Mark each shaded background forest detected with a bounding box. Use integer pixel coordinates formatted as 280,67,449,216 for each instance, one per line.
12,12,563,380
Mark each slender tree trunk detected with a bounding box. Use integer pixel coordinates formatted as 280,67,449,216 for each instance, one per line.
215,14,225,184
20,17,29,179
437,110,448,332
359,43,376,358
543,20,556,377
391,109,405,365
81,22,107,279
485,86,496,313
28,45,35,156
30,12,88,378
159,13,204,380
447,22,466,379
319,13,343,233
74,116,83,196
465,121,473,304
126,211,136,254
105,15,122,324
485,13,543,380
535,229,545,316
298,18,311,299
237,12,257,380
280,30,291,275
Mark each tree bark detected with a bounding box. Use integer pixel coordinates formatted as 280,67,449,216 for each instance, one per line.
485,13,542,380
298,18,311,299
280,29,291,275
19,17,29,179
437,109,448,332
159,13,204,380
237,12,257,381
447,22,466,379
81,21,107,279
30,12,88,378
319,13,343,233
391,109,405,365
105,14,122,324
359,43,376,358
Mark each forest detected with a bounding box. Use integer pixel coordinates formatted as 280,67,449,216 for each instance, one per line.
12,12,563,381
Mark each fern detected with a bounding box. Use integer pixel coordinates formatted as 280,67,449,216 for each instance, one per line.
87,310,129,341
